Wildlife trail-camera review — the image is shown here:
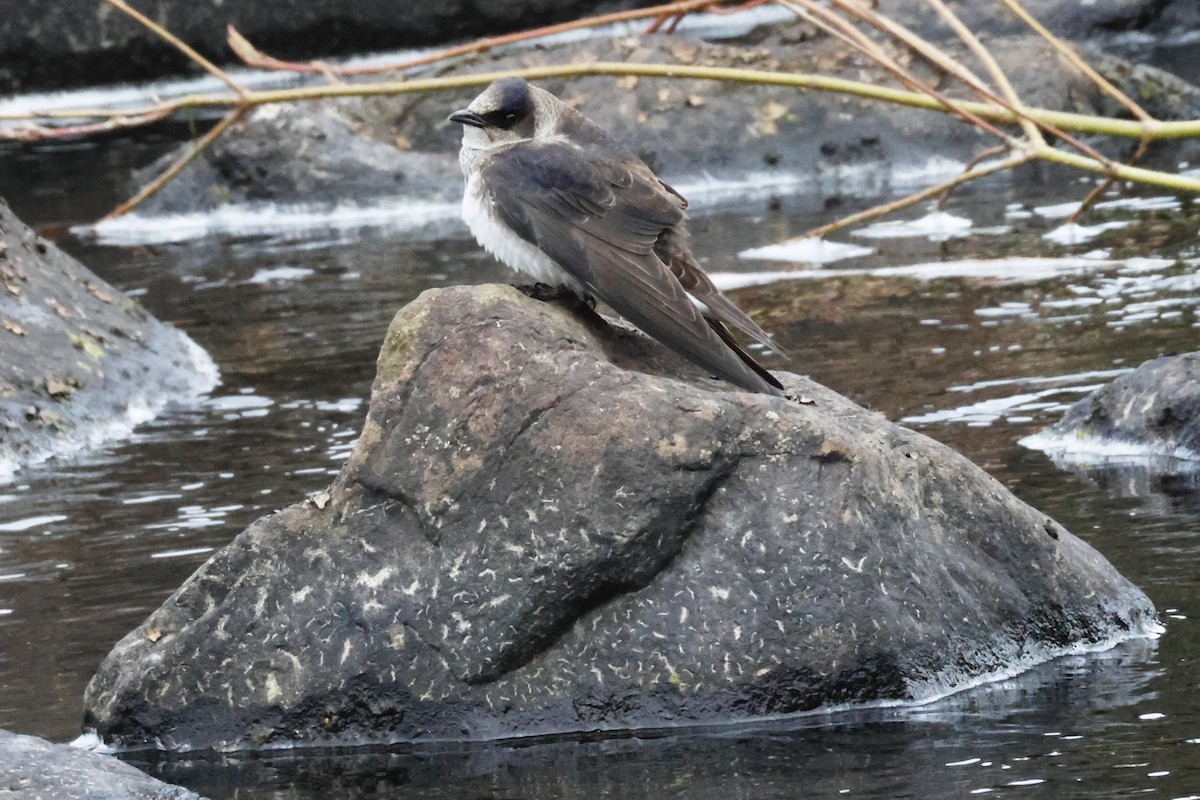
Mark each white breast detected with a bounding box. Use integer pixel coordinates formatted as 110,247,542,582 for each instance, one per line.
461,170,585,296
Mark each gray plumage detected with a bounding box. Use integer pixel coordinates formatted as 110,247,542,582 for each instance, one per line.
450,77,786,396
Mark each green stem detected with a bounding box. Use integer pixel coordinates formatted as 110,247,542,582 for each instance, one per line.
165,62,1199,141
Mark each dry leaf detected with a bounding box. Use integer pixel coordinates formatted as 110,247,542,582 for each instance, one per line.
686,94,706,108
1,319,24,336
226,25,274,70
616,75,639,90
45,378,77,399
309,490,331,510
670,42,699,64
49,299,72,319
36,408,63,428
761,100,789,121
146,628,163,643
86,282,114,304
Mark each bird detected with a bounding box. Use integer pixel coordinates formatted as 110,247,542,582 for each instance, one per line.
448,77,786,397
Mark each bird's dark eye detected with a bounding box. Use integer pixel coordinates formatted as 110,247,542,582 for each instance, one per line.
481,108,525,130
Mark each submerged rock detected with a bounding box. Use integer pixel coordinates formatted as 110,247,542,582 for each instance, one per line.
83,284,1156,751
1027,351,1200,461
0,729,203,799
131,103,462,216
0,197,217,480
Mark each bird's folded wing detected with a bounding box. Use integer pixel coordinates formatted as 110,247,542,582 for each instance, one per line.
482,141,780,394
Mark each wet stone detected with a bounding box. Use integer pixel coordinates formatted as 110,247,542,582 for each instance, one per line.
0,729,204,799
1038,351,1200,457
0,196,217,479
82,284,1157,751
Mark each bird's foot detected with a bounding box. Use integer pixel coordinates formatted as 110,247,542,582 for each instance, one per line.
785,387,816,406
516,283,598,315
517,282,572,302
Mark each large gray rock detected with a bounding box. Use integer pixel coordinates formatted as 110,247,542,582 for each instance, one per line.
83,284,1156,752
1029,351,1200,460
0,729,203,799
0,197,216,481
0,0,654,94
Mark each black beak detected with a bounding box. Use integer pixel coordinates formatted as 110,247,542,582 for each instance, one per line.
448,109,487,128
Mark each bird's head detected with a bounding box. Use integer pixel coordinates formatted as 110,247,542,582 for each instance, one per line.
449,77,542,149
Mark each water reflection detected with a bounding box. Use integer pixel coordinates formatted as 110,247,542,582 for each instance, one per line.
123,640,1163,800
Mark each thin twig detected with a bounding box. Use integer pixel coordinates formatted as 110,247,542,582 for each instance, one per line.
821,0,1129,181
923,0,1045,147
229,0,735,77
937,143,1010,208
1,108,174,142
99,108,247,221
1000,0,1157,223
646,0,769,34
1067,138,1151,222
1000,0,1154,124
103,0,246,97
7,63,1200,142
778,0,1015,143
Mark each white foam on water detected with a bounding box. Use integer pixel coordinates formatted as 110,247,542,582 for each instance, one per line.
0,513,68,532
947,368,1132,394
974,302,1036,319
77,151,968,246
738,237,876,264
79,199,463,247
247,266,314,284
1043,221,1131,245
852,211,974,242
1033,200,1083,219
1018,429,1200,465
708,256,1135,291
150,547,216,560
1096,195,1182,214
900,385,1102,426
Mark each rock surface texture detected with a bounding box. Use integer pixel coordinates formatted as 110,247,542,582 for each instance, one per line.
0,197,217,480
0,729,203,799
1032,351,1200,458
83,285,1157,752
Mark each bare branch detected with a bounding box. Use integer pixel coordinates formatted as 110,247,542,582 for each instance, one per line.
103,0,247,97
99,108,247,221
228,0,739,77
802,152,1031,239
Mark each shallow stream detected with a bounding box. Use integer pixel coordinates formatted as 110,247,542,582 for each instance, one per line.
2,101,1200,797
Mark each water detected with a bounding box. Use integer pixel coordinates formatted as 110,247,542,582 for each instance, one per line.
2,129,1200,798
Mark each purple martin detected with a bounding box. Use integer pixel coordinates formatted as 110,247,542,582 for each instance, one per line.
449,77,786,396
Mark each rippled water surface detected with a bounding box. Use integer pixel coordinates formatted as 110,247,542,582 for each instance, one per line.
2,130,1200,799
